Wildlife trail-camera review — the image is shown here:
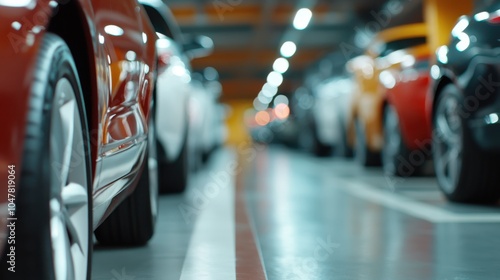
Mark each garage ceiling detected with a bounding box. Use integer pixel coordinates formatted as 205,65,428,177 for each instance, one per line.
167,0,423,100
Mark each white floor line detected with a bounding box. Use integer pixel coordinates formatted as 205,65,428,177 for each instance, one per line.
335,178,500,223
180,150,236,280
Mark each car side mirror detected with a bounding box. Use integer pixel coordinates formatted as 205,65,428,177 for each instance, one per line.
183,35,214,59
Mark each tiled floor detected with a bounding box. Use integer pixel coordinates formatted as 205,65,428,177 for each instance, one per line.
92,146,500,280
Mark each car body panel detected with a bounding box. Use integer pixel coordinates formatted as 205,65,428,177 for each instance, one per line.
347,23,429,152
0,0,54,253
155,35,190,161
386,57,432,150
312,77,354,146
431,3,500,151
0,0,157,251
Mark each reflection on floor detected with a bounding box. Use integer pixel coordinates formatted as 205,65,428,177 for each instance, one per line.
92,146,500,280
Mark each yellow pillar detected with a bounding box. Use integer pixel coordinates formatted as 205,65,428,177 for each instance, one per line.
424,0,473,53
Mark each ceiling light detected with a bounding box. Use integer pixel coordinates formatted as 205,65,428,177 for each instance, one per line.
273,58,289,74
267,71,284,87
273,95,289,107
280,41,297,58
293,8,313,30
262,83,278,98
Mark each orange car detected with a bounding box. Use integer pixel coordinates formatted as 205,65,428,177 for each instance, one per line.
347,23,429,166
0,0,159,279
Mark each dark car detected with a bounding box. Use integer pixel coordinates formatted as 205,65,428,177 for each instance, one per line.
430,1,500,203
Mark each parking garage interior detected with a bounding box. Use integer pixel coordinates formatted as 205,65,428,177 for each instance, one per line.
2,0,500,279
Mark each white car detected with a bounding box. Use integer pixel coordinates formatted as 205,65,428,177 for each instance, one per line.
187,70,223,167
312,76,355,157
140,0,213,192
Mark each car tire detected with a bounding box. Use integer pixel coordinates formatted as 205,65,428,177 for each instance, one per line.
309,118,332,157
158,128,189,194
95,107,159,245
0,33,92,280
433,84,500,204
382,105,415,177
354,119,380,166
334,117,353,158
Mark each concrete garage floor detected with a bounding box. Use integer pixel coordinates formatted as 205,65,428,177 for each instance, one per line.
92,146,500,280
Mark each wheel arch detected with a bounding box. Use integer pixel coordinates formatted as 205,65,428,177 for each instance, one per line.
46,1,98,163
432,75,454,120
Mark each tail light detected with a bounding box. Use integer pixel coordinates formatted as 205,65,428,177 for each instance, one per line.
489,14,500,24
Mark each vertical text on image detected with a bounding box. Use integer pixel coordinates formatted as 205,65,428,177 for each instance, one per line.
6,165,17,273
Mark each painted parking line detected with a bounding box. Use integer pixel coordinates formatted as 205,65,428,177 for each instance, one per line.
179,150,236,280
179,149,267,280
333,178,500,223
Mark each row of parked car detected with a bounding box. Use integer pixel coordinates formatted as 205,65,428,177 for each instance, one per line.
0,0,226,279
268,1,500,205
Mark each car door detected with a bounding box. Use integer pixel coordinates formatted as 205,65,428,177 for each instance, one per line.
90,0,156,217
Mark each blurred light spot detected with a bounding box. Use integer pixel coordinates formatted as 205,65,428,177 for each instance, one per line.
486,113,499,124
142,32,148,44
253,98,268,111
204,67,219,81
125,51,136,61
26,33,34,47
11,21,21,30
456,33,470,52
379,70,396,89
0,0,34,7
258,93,272,104
437,46,448,64
274,103,290,120
451,17,469,37
273,57,289,74
31,26,42,34
104,25,124,36
401,55,416,68
430,65,440,80
293,8,313,30
273,95,289,107
255,111,271,126
99,34,105,44
361,64,374,79
262,83,278,98
199,36,214,49
280,41,297,58
267,71,284,87
172,65,187,77
474,11,489,21
156,38,171,49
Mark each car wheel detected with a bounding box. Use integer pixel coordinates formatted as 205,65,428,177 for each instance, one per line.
0,33,92,280
95,107,159,245
308,118,332,157
334,117,353,158
158,127,189,194
354,119,380,166
382,105,414,177
433,84,500,204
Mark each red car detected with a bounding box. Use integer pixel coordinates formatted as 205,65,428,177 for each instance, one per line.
0,0,158,279
380,48,433,176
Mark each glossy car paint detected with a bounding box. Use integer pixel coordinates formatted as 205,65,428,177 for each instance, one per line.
154,35,191,161
139,0,191,162
313,76,354,147
385,55,432,150
430,4,500,151
0,0,157,252
347,23,429,153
